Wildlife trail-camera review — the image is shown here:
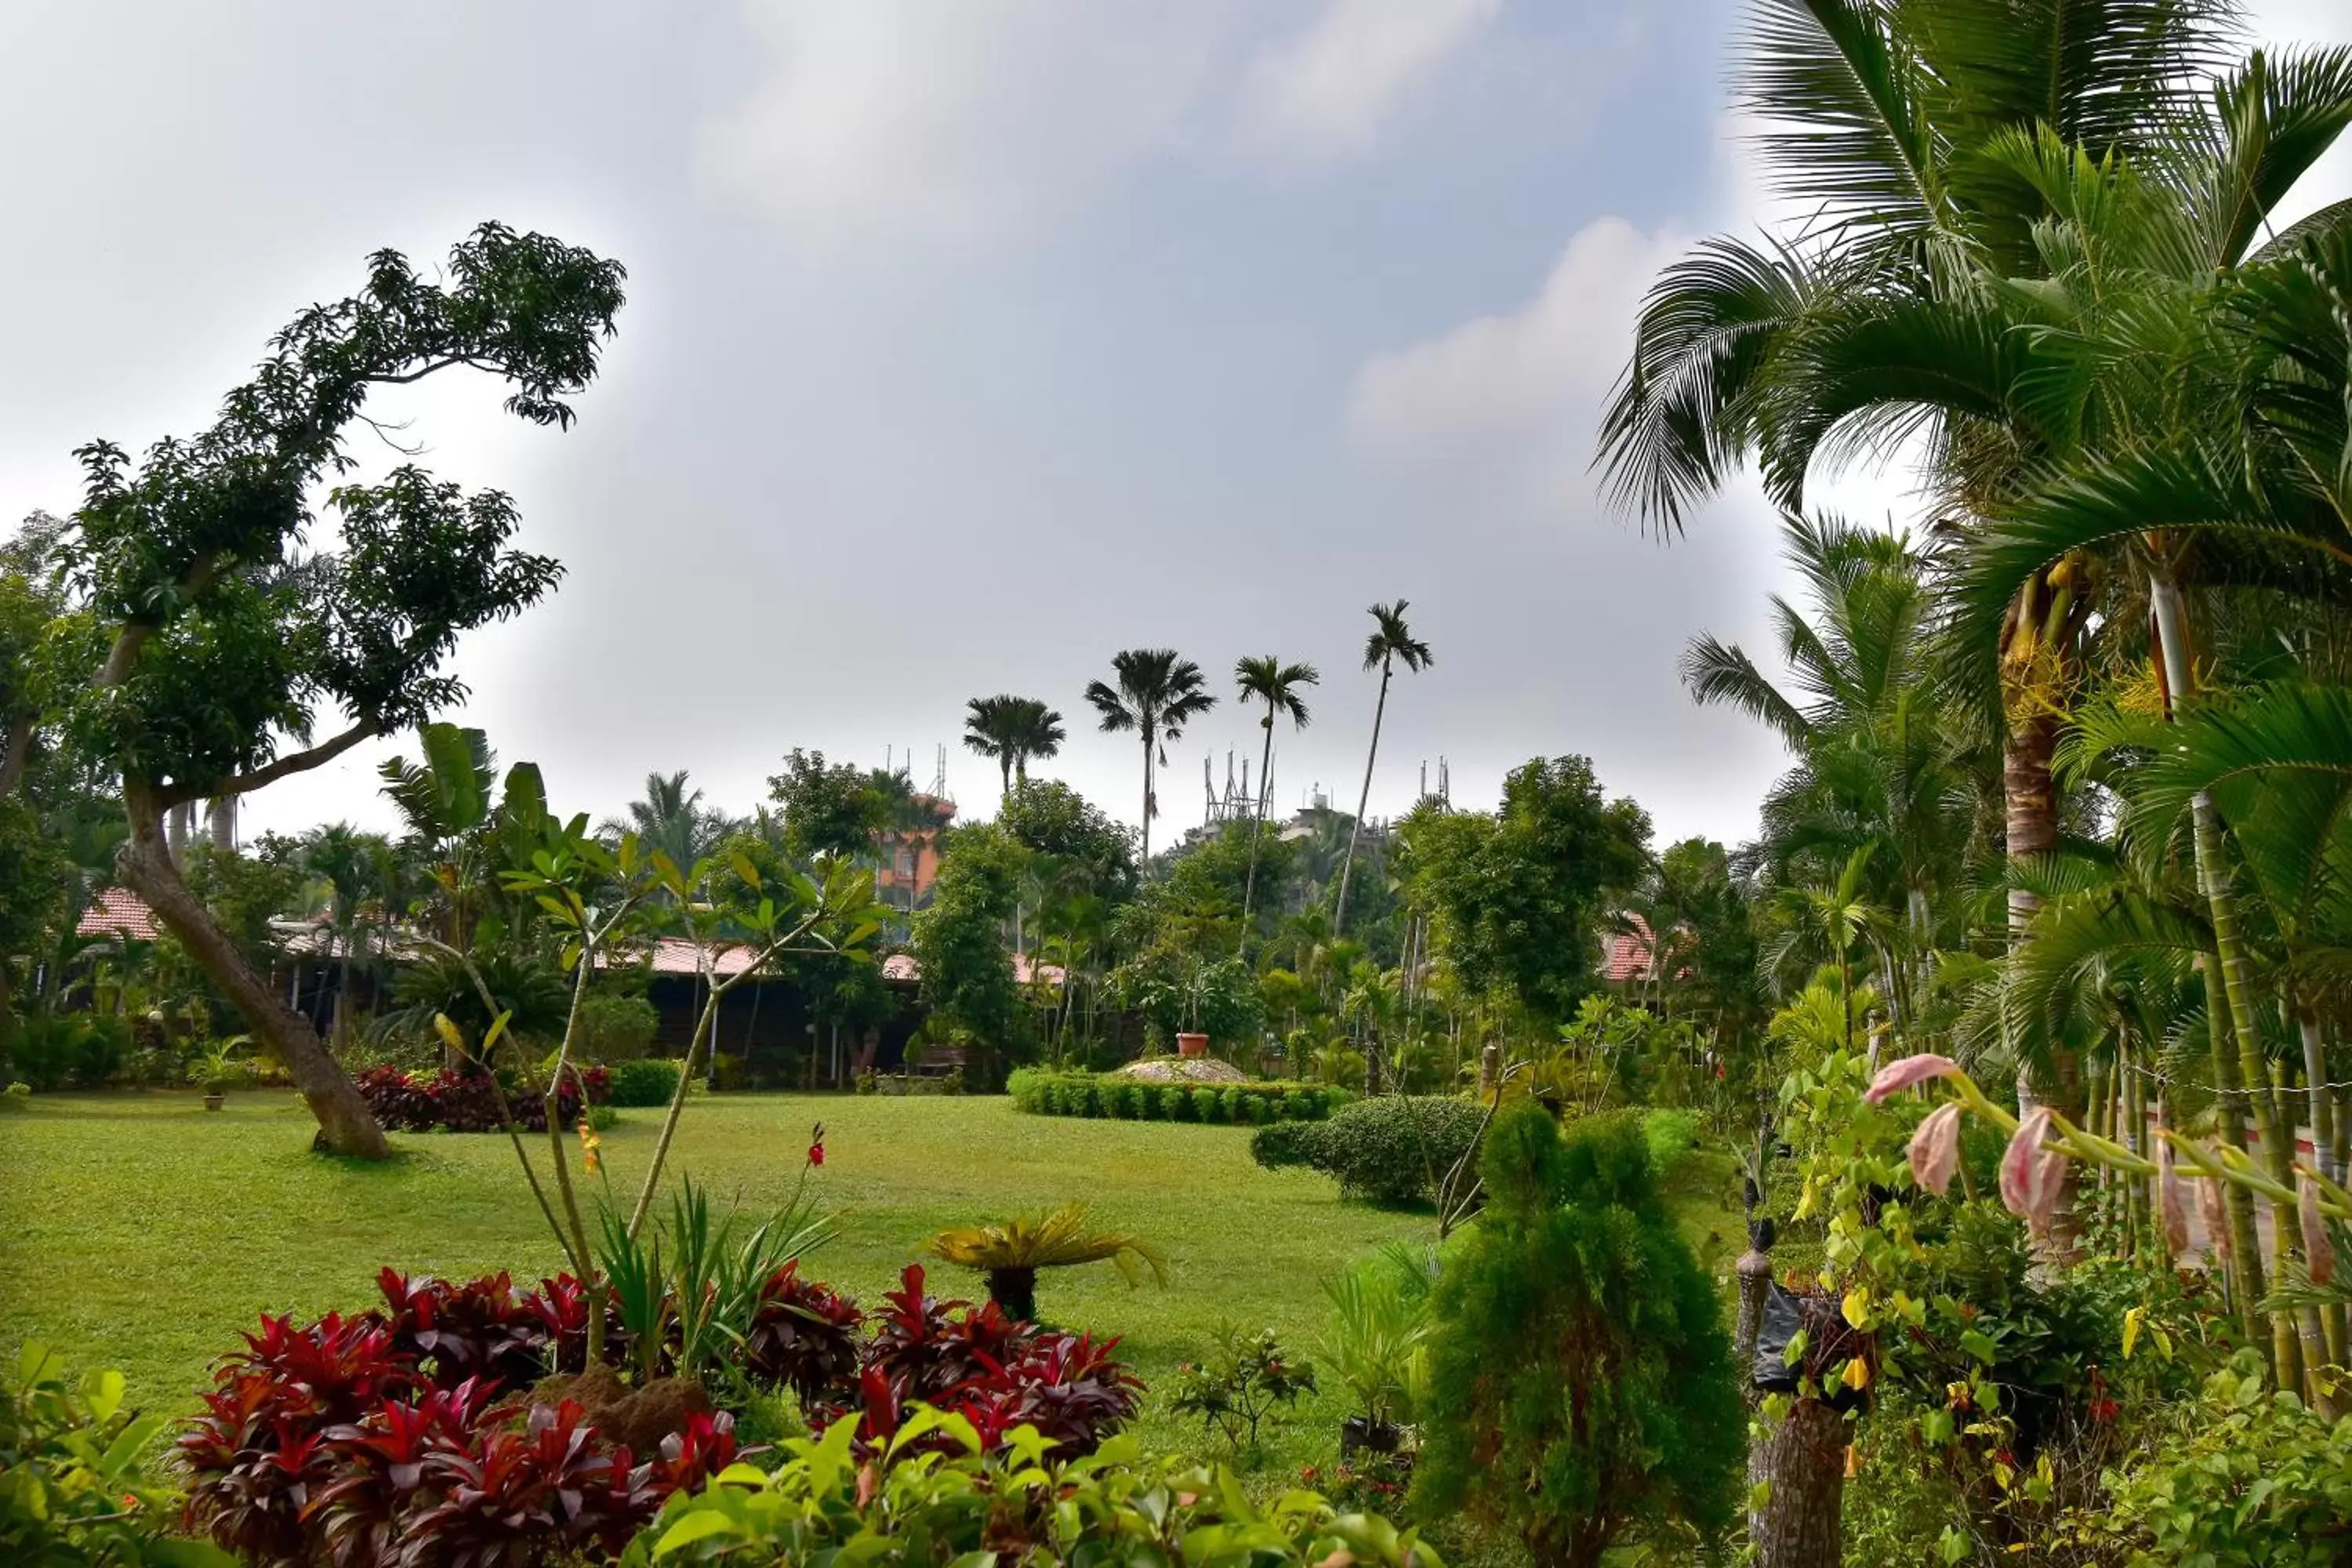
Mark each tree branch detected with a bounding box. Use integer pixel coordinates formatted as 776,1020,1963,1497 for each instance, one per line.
160,717,383,808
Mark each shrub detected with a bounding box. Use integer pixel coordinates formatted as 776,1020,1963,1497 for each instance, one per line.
1642,1106,1702,1180
1250,1120,1323,1171
604,1057,681,1109
623,1426,1435,1567
1294,1095,1487,1206
2,1344,227,1567
3,1014,130,1092
354,1065,604,1134
1006,1069,1343,1125
573,991,660,1062
178,1280,734,1568
742,1261,862,1408
1413,1104,1742,1565
1169,1324,1317,1458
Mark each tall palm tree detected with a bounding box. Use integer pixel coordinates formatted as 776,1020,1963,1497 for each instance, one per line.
1233,655,1319,940
963,694,1068,801
1335,601,1432,934
1084,650,1216,867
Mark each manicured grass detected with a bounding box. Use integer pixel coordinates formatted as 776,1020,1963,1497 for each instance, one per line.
0,1088,1744,1470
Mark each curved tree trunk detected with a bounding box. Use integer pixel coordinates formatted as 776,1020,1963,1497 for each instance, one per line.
116,783,389,1158
1335,661,1392,935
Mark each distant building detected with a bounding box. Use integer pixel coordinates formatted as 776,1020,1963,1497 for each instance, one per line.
872,793,956,915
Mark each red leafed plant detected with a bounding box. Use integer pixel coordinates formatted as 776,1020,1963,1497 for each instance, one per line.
741,1261,862,1411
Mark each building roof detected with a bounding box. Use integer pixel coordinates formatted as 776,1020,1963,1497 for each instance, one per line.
880,952,1062,987
75,887,161,942
1602,913,1654,984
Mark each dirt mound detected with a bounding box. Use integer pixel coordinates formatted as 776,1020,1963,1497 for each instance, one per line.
531,1363,712,1454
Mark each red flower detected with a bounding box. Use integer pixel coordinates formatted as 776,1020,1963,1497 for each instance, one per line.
808,1143,826,1167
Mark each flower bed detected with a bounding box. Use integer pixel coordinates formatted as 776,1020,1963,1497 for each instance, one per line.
1007,1068,1348,1123
355,1064,611,1133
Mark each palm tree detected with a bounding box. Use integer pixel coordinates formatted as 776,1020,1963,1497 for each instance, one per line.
601,770,735,876
964,694,1067,801
1084,650,1217,866
1233,655,1319,940
298,822,396,1047
928,1203,1168,1322
1335,601,1432,934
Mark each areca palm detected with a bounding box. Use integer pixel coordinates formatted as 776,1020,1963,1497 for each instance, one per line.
963,694,1067,801
1336,601,1432,934
1233,655,1319,941
1084,650,1216,866
298,822,397,1047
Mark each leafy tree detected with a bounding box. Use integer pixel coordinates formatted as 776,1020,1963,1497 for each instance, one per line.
29,223,625,1156
1336,601,1431,935
1414,1102,1742,1567
1402,757,1650,1025
1232,655,1318,942
768,749,892,862
1083,649,1216,866
997,779,1134,893
911,823,1030,1083
963,695,1066,800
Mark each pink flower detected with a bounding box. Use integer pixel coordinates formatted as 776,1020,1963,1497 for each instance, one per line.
1863,1054,1962,1105
2157,1140,2190,1259
1997,1107,2067,1235
1908,1103,1963,1196
2301,1174,2336,1287
2196,1171,2231,1262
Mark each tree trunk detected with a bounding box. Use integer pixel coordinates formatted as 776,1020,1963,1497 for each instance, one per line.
1140,723,1155,869
1240,711,1276,944
116,784,389,1158
985,1266,1038,1323
1749,1397,1845,1568
209,793,237,851
1335,661,1391,935
2154,576,2319,1397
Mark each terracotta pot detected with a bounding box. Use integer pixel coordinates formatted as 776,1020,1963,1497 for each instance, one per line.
202,1093,226,1112
1175,1032,1210,1058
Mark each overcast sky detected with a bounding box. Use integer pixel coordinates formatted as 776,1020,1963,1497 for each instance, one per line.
4,1,2344,853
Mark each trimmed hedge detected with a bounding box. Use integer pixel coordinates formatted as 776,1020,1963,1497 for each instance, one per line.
1007,1069,1348,1125
606,1056,684,1108
1249,1094,1487,1206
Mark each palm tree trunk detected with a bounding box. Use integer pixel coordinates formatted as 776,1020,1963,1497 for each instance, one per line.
2152,576,2318,1395
1240,708,1276,945
1140,727,1154,868
1000,754,1012,803
1335,660,1392,935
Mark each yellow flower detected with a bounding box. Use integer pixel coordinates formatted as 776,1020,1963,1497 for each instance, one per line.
578,1117,601,1176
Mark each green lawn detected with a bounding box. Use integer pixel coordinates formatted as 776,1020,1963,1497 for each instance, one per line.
0,1088,1742,1469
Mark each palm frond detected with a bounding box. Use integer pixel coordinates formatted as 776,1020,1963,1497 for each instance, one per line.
928,1202,1170,1288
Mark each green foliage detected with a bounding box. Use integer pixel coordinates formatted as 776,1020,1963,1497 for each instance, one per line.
1274,1095,1487,1207
1398,757,1650,1023
1169,1325,1319,1459
1,1343,234,1567
1414,1103,1742,1565
910,825,1027,1082
765,750,896,862
1319,1245,1439,1428
2102,1358,2352,1566
605,1056,683,1109
621,1421,1435,1567
1007,1069,1339,1124
1,1014,129,1092
1642,1106,1703,1180
573,989,660,1062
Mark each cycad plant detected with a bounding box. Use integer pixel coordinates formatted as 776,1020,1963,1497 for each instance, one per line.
928,1202,1169,1323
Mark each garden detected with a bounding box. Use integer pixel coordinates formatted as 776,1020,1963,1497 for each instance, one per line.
8,2,2352,1565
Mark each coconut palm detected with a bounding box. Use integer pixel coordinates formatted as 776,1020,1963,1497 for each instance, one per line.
964,694,1067,801
1233,655,1319,941
601,770,738,877
928,1202,1169,1322
1084,649,1217,866
1335,602,1432,935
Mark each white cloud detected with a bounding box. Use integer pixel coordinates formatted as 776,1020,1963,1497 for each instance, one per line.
1346,216,1686,453
1237,0,1500,162
695,0,1237,245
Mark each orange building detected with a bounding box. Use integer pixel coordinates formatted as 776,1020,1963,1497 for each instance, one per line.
870,793,956,914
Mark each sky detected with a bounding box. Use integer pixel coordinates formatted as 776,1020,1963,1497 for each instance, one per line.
2,0,2344,855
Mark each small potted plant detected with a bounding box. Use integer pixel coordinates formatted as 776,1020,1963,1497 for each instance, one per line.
1175,1030,1210,1058
190,1041,249,1110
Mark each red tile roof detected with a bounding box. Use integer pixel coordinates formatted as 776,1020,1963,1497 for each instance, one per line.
75,887,161,942
1602,913,1654,983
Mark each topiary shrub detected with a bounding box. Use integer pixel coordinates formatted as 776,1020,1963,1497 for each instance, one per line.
1250,1120,1325,1171
1413,1103,1742,1565
606,1057,683,1109
1294,1095,1486,1206
572,990,659,1062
